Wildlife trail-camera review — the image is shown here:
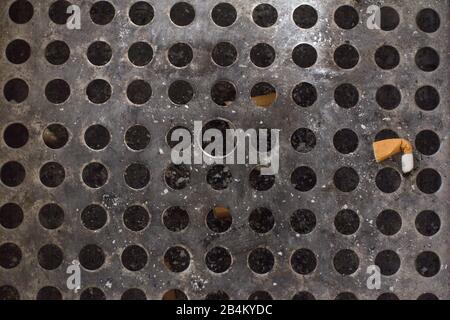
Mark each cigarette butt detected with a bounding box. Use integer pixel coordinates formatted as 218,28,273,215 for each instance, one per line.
213,207,230,219
373,138,414,173
251,93,276,108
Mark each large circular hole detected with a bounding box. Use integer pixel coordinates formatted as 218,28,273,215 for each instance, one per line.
334,167,359,192
82,162,108,188
417,293,438,300
36,287,62,300
334,5,359,29
3,123,28,148
49,0,71,25
0,285,20,300
127,80,152,105
129,1,154,26
375,250,400,276
334,83,359,109
206,165,232,190
6,39,31,64
249,207,274,234
86,79,112,104
128,42,153,67
205,246,232,273
4,78,29,103
377,293,399,300
333,249,359,275
291,248,316,275
416,168,441,194
375,45,400,70
333,129,358,154
211,80,236,107
125,125,150,151
334,209,359,235
376,210,402,236
249,166,275,191
168,80,194,105
415,86,439,111
415,210,440,237
212,42,237,67
38,244,63,270
290,209,316,235
168,43,193,68
335,292,358,300
375,167,401,193
252,4,277,28
292,82,317,107
80,287,105,300
164,246,190,273
170,2,195,26
43,124,69,149
249,291,273,300
37,163,64,189
293,5,317,29
87,41,112,66
415,47,439,72
380,7,399,31
121,245,147,271
84,124,110,150
162,289,188,300
375,129,398,142
163,206,189,232
90,1,115,25
415,251,440,277
415,130,440,155
79,244,105,270
206,207,232,233
334,44,359,69
291,128,316,153
205,291,229,300
293,292,315,300
46,40,70,65
121,288,146,300
45,79,70,104
248,248,274,274
291,166,316,192
9,0,34,24
1,161,25,187
123,206,149,232
0,243,22,269
376,85,401,110
164,164,190,190
251,82,276,108
416,9,440,33
81,204,107,231
251,43,275,68
292,44,317,68
0,203,23,229
124,163,150,190
211,3,237,27
201,119,235,157
39,203,64,230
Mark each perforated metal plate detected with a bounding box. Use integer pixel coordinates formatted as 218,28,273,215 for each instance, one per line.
0,0,448,300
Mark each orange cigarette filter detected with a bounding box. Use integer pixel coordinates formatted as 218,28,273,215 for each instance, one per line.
373,138,414,173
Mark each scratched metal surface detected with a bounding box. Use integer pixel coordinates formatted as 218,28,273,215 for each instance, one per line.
0,0,448,300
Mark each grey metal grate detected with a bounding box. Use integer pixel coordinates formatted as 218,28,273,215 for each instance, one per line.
0,0,448,300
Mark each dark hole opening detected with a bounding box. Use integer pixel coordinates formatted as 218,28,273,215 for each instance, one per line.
39,203,64,230
164,246,190,272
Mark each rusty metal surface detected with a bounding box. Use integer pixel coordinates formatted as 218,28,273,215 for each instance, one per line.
0,0,448,300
